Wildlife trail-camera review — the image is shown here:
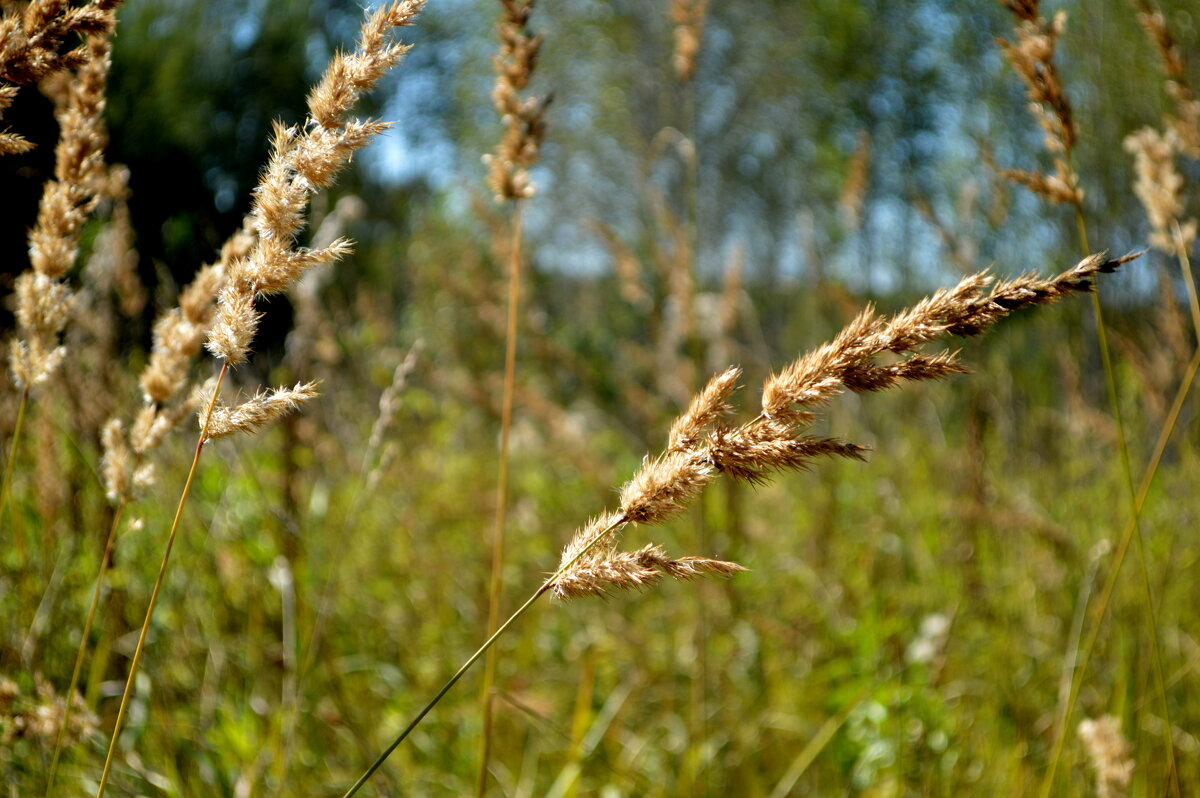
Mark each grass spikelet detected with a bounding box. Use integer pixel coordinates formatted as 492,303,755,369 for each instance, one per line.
667,366,741,452
483,0,548,201
95,5,427,795
1134,0,1200,156
344,252,1137,796
552,544,743,601
203,381,321,440
994,1,1081,205
9,33,111,390
556,252,1138,596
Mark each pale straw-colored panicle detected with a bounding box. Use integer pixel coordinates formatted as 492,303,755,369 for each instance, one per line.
0,0,120,155
79,166,145,337
368,342,422,453
99,419,129,504
99,217,256,494
667,366,740,452
552,543,744,600
207,0,425,367
1078,715,1133,798
483,0,548,201
1134,1,1200,157
618,449,714,524
203,382,321,441
549,252,1139,601
9,32,113,390
995,1,1083,206
1123,126,1197,254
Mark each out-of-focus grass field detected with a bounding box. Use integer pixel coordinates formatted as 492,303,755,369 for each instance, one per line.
2,0,1198,796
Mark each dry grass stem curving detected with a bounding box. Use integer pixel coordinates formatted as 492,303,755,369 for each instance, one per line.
550,252,1138,599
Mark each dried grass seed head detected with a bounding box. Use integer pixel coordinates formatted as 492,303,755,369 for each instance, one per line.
485,0,548,201
203,381,321,440
552,543,744,601
206,1,424,366
667,365,740,452
1123,126,1196,253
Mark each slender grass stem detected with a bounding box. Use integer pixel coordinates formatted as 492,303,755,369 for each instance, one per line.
1042,342,1198,798
45,495,128,795
95,362,228,798
2,387,30,556
1172,219,1200,338
343,516,628,798
1041,206,1181,798
474,205,524,796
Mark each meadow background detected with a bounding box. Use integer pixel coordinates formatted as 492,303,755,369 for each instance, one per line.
1,0,1198,795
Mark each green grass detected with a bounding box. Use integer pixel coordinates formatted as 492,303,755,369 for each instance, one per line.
3,288,1194,796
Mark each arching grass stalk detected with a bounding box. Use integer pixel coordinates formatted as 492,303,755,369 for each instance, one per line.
95,362,227,798
347,255,1133,796
45,491,129,795
343,516,628,798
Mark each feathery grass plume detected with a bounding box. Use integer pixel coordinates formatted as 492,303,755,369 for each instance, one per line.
669,0,707,82
1124,127,1196,255
343,252,1137,796
483,0,548,201
205,0,423,369
96,6,427,795
1134,1,1200,157
995,1,1082,205
203,382,321,440
1078,716,1133,798
998,6,1178,794
1125,2,1200,337
9,32,112,391
550,252,1138,600
0,0,119,154
50,222,248,794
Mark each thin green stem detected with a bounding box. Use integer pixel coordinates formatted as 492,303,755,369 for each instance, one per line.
95,362,227,798
1172,219,1200,338
1042,342,1198,798
1,387,30,556
343,516,628,798
475,205,524,796
1042,205,1180,798
46,496,128,795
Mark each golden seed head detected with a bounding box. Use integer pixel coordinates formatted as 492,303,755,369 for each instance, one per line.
202,381,321,440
